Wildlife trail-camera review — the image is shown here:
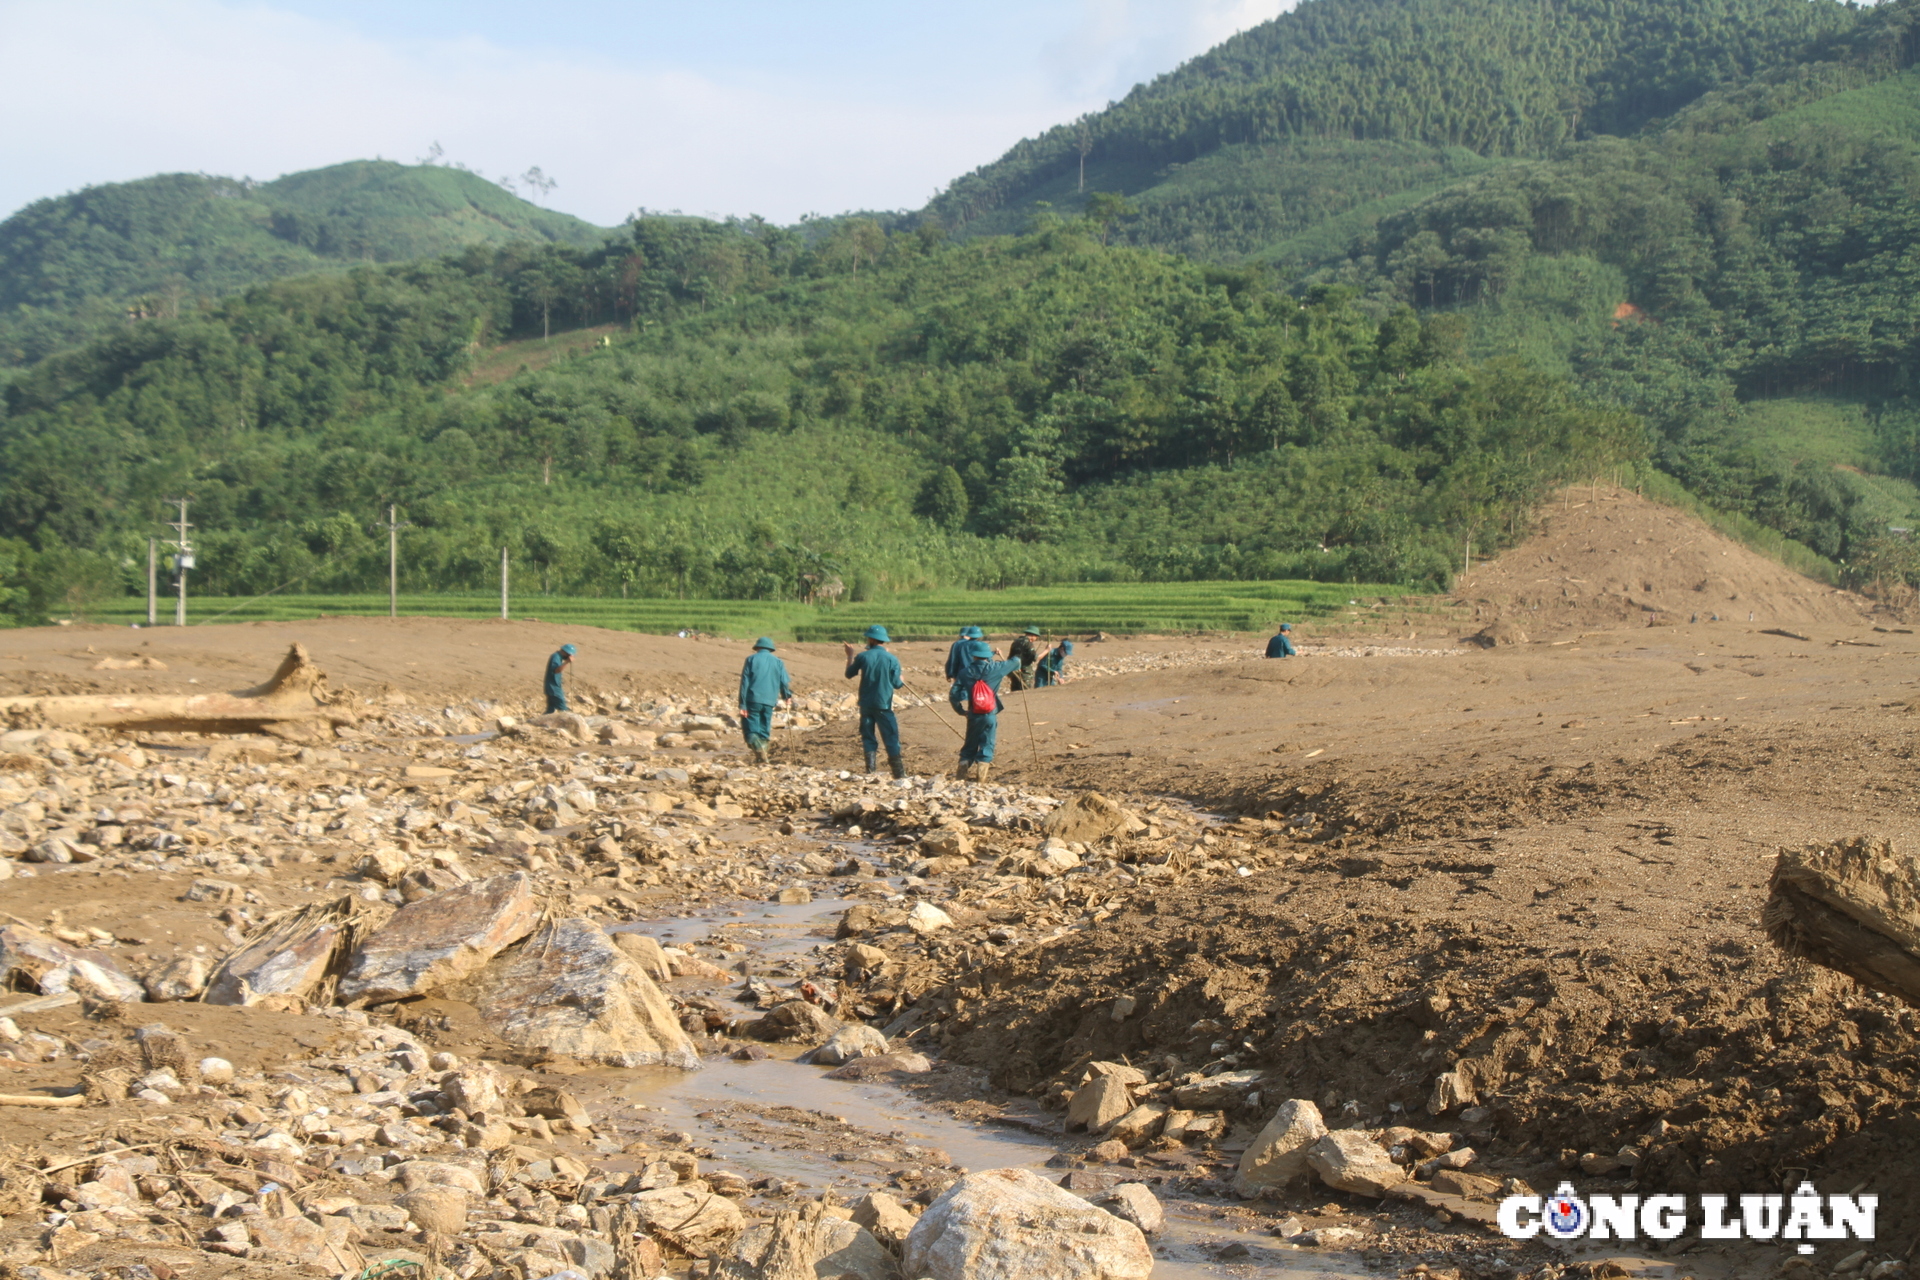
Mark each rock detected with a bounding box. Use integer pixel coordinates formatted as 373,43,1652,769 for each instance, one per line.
852,1191,919,1249
1084,1061,1148,1086
1066,1076,1133,1133
1172,1069,1264,1109
718,1201,893,1280
664,948,736,982
198,1057,235,1084
906,902,953,935
26,836,91,864
746,1000,838,1043
774,886,812,905
442,1067,508,1118
1042,793,1145,844
248,1214,327,1261
811,1024,887,1066
1426,1069,1476,1115
922,829,973,858
1430,1169,1502,1201
398,865,468,902
628,1183,746,1249
902,1167,1153,1280
452,918,700,1069
392,1161,486,1196
337,872,540,1004
400,1186,468,1234
521,1086,593,1126
354,846,410,884
204,896,378,1007
1297,1226,1367,1247
1306,1131,1406,1198
1233,1099,1327,1196
844,943,891,978
825,1052,933,1080
1414,1147,1476,1179
143,955,209,1002
611,932,674,983
184,878,243,902
0,924,144,1002
1084,1140,1128,1164
1097,1184,1163,1235
1107,1102,1170,1148
837,904,889,938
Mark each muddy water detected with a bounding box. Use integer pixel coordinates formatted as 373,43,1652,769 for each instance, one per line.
601,896,1374,1278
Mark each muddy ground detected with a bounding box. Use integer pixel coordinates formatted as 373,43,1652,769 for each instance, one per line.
0,488,1912,1280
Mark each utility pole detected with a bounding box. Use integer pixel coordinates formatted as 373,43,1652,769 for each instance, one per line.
146,539,157,627
376,505,411,619
162,499,193,627
500,547,510,619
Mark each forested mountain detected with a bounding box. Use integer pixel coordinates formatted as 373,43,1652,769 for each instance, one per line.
926,0,1863,255
0,161,606,367
0,214,1636,614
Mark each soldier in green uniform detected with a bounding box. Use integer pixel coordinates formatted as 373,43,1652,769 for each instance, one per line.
951,638,1022,783
736,637,794,765
1008,626,1042,691
945,625,983,680
843,624,906,778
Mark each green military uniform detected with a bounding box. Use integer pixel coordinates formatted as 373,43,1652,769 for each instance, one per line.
846,624,906,777
737,638,793,764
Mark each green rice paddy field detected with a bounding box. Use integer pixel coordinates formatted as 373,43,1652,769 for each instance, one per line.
81,580,1436,641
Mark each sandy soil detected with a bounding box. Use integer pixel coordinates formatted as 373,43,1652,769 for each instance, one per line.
0,489,1913,1280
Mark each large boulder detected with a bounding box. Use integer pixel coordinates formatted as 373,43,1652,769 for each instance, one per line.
902,1167,1152,1280
1233,1099,1327,1196
627,1184,745,1250
337,872,540,1004
452,919,699,1069
716,1201,893,1280
1042,793,1145,844
1305,1130,1405,1198
0,924,143,1003
1066,1076,1132,1133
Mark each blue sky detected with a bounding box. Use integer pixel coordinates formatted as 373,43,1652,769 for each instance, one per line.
0,0,1287,225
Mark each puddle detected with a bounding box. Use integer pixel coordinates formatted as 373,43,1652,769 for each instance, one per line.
583,1057,1371,1280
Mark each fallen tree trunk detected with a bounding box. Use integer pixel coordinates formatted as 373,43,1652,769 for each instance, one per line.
0,643,353,735
1763,835,1920,1006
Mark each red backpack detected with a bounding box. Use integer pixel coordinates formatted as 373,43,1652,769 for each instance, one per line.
968,679,996,714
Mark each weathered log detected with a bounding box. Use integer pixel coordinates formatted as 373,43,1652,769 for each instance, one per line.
0,643,353,734
1763,835,1920,1006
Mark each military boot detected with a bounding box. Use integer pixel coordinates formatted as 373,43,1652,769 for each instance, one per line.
973,763,991,784
888,754,906,780
864,751,878,775
955,761,972,781
751,745,769,765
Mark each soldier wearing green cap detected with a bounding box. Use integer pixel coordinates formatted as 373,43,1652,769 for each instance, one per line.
1008,625,1042,691
951,638,1022,783
544,644,576,713
843,624,906,778
736,637,793,764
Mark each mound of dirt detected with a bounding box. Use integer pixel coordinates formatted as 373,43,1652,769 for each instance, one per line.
1457,486,1869,633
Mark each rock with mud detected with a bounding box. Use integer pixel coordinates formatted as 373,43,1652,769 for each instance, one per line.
902,1167,1153,1280
1042,792,1144,844
745,999,837,1043
717,1200,894,1280
611,931,674,982
203,895,384,1006
852,1191,919,1249
809,1023,887,1065
1107,1102,1169,1148
0,923,143,1003
1306,1130,1405,1197
1234,1099,1327,1196
337,871,540,1004
1764,835,1920,1005
1066,1075,1133,1132
452,918,700,1069
143,954,209,1002
628,1183,746,1250
1171,1068,1264,1109
824,1052,932,1080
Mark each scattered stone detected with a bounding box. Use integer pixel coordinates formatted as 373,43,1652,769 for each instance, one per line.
907,902,954,935
0,924,144,1003
852,1190,919,1249
1107,1102,1170,1149
1042,793,1145,844
203,895,381,1006
811,1023,888,1065
1084,1140,1129,1164
198,1057,234,1085
143,955,210,1002
1172,1068,1264,1109
1066,1075,1133,1133
902,1167,1153,1280
628,1183,746,1249
746,999,838,1043
718,1201,893,1280
824,1052,933,1080
399,1186,468,1234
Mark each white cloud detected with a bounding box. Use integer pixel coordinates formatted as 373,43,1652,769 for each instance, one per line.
1043,0,1291,102
0,0,1072,224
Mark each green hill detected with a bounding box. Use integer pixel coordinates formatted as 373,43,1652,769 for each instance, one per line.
925,0,1861,256
0,161,609,366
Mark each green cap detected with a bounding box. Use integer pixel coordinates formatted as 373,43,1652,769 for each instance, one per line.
962,625,983,639
1023,625,1040,636
966,639,993,660
865,625,891,643
753,636,776,650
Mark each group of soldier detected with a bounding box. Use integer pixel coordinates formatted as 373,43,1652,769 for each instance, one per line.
544,619,1298,780
540,626,1076,780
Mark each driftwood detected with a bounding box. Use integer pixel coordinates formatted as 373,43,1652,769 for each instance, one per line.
0,643,352,735
1764,835,1920,1006
0,1094,84,1108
